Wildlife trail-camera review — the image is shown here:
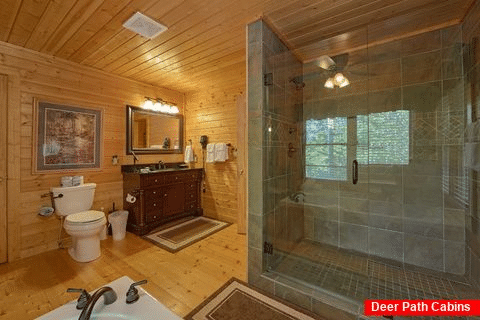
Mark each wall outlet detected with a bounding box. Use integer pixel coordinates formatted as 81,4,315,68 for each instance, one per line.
112,155,119,165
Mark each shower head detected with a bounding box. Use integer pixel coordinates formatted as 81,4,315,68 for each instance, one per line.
289,76,305,90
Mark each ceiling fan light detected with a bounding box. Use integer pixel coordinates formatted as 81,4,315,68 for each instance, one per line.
338,77,350,88
318,55,336,70
334,73,345,85
324,78,335,89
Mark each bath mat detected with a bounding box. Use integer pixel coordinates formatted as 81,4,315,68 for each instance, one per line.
143,217,230,253
185,278,323,320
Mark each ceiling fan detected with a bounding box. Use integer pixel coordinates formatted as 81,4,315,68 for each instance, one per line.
317,54,350,89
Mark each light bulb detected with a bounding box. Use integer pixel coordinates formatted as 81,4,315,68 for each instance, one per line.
334,73,345,85
153,101,162,111
324,78,335,89
143,99,154,109
159,103,169,113
338,77,350,88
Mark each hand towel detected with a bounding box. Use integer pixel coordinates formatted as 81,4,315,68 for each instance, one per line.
184,145,194,163
206,143,215,163
214,143,229,162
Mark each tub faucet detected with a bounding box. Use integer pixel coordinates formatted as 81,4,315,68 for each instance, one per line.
78,286,117,320
289,192,305,203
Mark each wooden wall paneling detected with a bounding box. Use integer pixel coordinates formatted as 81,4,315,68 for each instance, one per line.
139,48,246,86
24,0,77,52
0,74,7,263
54,0,134,59
103,0,243,75
185,82,244,225
119,0,259,79
285,0,440,46
0,0,22,42
4,69,21,262
5,0,51,47
236,93,246,234
0,41,185,260
72,0,183,64
40,0,105,55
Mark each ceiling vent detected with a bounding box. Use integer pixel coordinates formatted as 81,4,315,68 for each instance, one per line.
122,12,168,39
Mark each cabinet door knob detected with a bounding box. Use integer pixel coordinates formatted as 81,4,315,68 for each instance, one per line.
155,179,158,183
190,184,194,187
153,191,156,194
164,194,167,197
153,203,156,207
153,215,157,219
175,177,178,180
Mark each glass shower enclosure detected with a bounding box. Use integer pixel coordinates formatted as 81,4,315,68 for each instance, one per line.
247,19,478,318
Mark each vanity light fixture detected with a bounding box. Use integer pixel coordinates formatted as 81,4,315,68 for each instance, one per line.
141,97,179,114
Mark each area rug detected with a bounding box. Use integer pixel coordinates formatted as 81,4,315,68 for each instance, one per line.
185,278,323,320
143,217,230,253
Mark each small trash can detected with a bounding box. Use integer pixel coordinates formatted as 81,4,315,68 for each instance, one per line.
108,210,129,241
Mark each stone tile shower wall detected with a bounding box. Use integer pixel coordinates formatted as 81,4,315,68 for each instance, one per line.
303,25,466,275
464,0,480,288
248,20,303,286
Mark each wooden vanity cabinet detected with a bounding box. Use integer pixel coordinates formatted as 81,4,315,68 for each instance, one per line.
122,168,203,235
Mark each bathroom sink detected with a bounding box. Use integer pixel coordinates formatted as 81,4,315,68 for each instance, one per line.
37,276,181,320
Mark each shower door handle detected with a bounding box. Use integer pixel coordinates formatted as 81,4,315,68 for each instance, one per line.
352,160,358,185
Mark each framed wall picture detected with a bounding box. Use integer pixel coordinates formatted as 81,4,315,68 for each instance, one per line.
34,100,102,172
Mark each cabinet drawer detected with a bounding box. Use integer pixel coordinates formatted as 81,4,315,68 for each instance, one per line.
145,209,162,223
146,197,162,208
185,171,201,181
165,173,184,184
185,181,198,191
144,188,163,200
146,174,164,186
185,201,198,211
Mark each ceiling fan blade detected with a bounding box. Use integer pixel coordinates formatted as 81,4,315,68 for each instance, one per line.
317,55,336,70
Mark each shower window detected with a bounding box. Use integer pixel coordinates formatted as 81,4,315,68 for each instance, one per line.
357,110,410,165
306,110,410,181
306,117,347,180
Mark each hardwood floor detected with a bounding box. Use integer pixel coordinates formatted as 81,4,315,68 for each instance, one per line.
0,224,246,319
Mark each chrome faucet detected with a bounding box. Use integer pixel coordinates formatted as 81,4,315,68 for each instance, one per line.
289,192,305,203
78,286,117,320
157,160,165,170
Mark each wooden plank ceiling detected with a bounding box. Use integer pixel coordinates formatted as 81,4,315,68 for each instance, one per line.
0,0,474,92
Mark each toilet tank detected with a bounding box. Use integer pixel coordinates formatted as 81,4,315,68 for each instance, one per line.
51,183,96,216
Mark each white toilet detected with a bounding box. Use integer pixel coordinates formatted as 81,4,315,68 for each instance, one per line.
51,183,106,263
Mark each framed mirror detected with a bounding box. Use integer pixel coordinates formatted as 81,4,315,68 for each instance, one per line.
126,105,183,154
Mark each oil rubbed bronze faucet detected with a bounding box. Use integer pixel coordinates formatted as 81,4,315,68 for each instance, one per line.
78,286,117,320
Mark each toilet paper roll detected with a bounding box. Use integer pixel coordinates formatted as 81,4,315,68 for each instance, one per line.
38,206,54,217
126,193,136,203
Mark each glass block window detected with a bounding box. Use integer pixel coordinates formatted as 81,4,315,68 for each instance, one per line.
306,117,347,180
306,111,409,181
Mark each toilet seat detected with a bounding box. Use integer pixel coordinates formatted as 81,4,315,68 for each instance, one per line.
66,210,105,224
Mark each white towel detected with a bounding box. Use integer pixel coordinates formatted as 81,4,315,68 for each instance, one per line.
214,143,229,162
206,143,215,163
184,146,194,163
